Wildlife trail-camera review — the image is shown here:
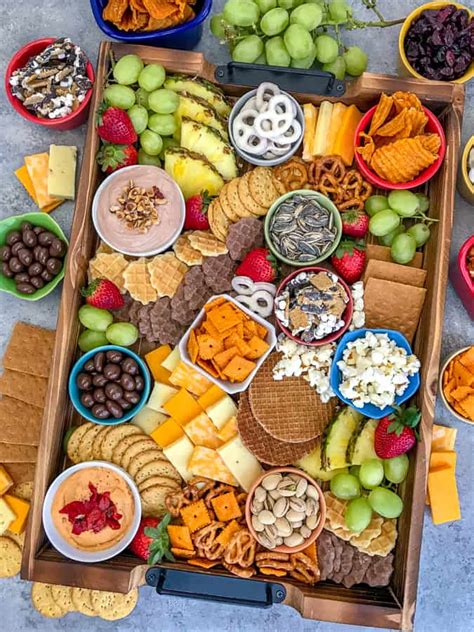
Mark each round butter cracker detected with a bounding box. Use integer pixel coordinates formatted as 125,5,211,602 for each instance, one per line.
71,587,96,616
90,588,138,621
51,584,76,613
0,536,22,577
32,582,67,618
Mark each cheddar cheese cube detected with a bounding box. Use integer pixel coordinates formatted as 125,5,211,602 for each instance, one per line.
25,153,61,209
169,361,212,397
197,384,226,410
184,413,222,450
145,345,172,384
4,494,30,535
0,465,14,496
151,418,184,449
217,416,238,443
0,497,16,535
163,389,203,425
427,466,461,525
188,446,237,486
147,383,178,414
431,424,457,452
429,451,456,471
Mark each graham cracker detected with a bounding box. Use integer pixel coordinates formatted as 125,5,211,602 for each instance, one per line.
363,259,427,288
0,370,48,408
0,443,37,463
2,462,35,485
0,397,44,445
364,278,427,343
3,323,55,378
367,244,423,269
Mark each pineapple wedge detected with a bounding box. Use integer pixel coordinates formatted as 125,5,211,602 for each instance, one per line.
348,418,378,465
295,442,348,481
164,75,231,118
180,118,238,181
164,148,224,199
322,407,363,470
176,93,228,141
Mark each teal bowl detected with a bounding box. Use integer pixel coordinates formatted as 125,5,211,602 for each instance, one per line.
264,190,342,267
0,212,68,301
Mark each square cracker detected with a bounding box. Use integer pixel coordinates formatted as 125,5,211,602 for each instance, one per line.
3,323,55,378
0,443,37,463
2,462,35,485
0,370,48,408
367,244,423,269
364,278,427,343
363,259,427,288
0,396,44,445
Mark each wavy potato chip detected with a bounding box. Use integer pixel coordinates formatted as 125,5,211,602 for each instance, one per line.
103,0,129,22
371,137,438,183
375,109,409,138
103,0,194,31
392,91,423,112
368,93,393,136
407,109,428,136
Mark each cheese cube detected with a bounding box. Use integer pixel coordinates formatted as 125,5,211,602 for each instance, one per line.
184,413,222,449
431,424,457,451
0,465,13,496
217,436,263,492
170,362,212,397
161,347,181,372
47,145,77,199
163,389,203,425
188,447,237,486
151,418,184,448
206,396,237,430
0,497,16,535
4,494,30,535
429,451,456,471
15,165,62,213
145,345,172,384
25,153,60,209
428,466,461,525
217,416,238,443
132,407,167,434
163,436,194,481
147,383,178,414
198,384,226,410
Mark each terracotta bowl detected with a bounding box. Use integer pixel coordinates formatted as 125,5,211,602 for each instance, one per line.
438,346,474,425
245,467,326,554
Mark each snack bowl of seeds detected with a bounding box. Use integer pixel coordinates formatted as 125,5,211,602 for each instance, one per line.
264,190,342,267
274,267,353,347
245,467,326,553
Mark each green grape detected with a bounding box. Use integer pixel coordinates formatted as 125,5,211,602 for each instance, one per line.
138,149,161,167
368,487,403,518
349,465,360,477
379,224,405,247
148,89,179,114
148,113,177,136
210,14,227,38
330,473,361,500
383,454,409,484
315,34,339,64
127,105,148,134
290,3,323,30
328,0,350,23
255,53,267,64
256,0,277,11
140,130,163,156
391,233,417,264
407,223,431,247
78,305,113,332
113,54,144,85
159,137,179,160
278,0,297,7
345,497,373,532
138,63,166,92
106,323,139,347
104,84,135,110
78,330,108,353
232,35,264,63
291,44,316,68
369,209,401,237
343,46,368,77
265,36,291,66
223,0,260,27
322,56,346,80
359,459,384,490
415,192,430,212
283,24,314,60
387,190,419,217
365,194,389,216
135,87,150,108
261,8,289,36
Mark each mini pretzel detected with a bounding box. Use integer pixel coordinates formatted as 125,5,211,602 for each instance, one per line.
318,172,345,204
342,169,363,192
338,198,365,211
274,157,308,191
193,521,225,552
357,179,373,201
223,561,256,579
165,491,187,517
224,529,256,568
310,155,346,184
289,552,320,584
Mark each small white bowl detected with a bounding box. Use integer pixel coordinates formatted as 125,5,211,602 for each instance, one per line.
43,461,142,563
179,294,277,395
438,346,474,425
92,165,185,257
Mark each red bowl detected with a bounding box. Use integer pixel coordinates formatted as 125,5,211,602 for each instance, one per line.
5,38,95,131
354,104,446,190
275,266,354,347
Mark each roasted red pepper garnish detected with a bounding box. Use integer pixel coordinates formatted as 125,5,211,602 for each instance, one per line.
59,482,122,535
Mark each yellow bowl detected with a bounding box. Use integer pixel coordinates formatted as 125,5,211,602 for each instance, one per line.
398,1,474,84
457,135,474,203
439,346,474,425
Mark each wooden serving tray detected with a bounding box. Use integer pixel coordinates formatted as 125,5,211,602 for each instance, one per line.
22,42,465,631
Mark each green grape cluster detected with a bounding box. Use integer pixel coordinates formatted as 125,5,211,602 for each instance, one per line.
210,0,396,79
365,190,438,265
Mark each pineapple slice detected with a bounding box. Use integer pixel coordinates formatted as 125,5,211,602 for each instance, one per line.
295,442,348,481
322,407,363,470
164,148,224,199
348,418,378,465
180,118,238,181
164,75,231,118
176,93,228,141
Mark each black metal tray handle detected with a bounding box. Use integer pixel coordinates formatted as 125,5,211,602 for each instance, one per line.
214,61,345,97
146,567,286,608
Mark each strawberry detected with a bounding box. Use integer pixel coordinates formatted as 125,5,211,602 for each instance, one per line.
236,247,277,283
331,239,366,284
374,406,421,459
97,143,138,174
81,278,124,310
184,191,211,230
96,104,137,144
129,514,174,564
341,210,369,238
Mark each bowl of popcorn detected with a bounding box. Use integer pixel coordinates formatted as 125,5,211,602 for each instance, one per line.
329,329,421,419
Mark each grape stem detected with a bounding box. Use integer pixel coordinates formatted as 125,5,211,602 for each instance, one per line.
413,211,439,223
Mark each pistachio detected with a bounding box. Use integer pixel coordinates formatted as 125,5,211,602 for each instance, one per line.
286,509,305,523
257,532,276,549
269,489,281,500
295,477,308,497
305,497,318,516
251,498,264,515
254,485,267,502
305,514,318,530
275,536,283,546
252,514,265,532
264,523,278,539
264,495,275,511
289,497,306,513
277,479,297,496
275,517,292,537
273,497,289,518
284,532,304,547
258,510,276,525
300,525,312,539
262,473,282,491
306,484,319,500
292,520,303,528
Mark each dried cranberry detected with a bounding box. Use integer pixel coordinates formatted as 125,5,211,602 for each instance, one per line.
59,481,122,537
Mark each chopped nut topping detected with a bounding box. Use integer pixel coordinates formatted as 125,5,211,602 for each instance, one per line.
110,180,165,233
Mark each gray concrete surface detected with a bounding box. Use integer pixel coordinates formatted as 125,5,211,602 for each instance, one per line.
0,1,473,630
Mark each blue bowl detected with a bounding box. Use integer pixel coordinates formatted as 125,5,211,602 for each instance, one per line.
90,0,212,49
330,329,421,420
69,345,151,425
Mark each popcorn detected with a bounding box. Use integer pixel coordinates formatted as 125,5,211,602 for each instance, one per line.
349,281,365,331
